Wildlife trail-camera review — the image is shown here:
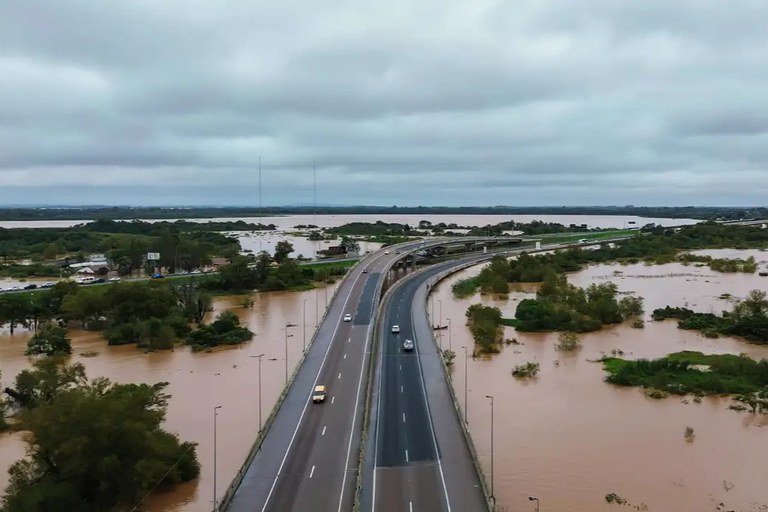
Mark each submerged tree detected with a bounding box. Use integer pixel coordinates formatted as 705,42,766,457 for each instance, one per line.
1,359,199,512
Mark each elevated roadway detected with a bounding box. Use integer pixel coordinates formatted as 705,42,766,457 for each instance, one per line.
221,238,514,512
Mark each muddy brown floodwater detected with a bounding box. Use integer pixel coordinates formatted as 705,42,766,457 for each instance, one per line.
0,282,339,511
430,253,768,512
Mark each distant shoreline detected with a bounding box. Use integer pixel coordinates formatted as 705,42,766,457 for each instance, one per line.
0,205,759,221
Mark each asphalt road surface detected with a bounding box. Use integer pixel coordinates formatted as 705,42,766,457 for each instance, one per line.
366,257,491,512
225,243,427,512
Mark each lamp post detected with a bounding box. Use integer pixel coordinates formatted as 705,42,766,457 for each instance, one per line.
529,496,540,512
303,299,308,352
213,405,222,510
461,345,468,425
485,395,494,503
284,323,295,383
447,317,452,352
250,354,265,429
438,299,443,348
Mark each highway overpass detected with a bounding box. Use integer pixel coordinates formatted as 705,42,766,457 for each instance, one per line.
219,237,515,512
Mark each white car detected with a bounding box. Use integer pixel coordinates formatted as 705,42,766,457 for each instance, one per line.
343,314,352,322
403,339,414,351
384,250,390,255
391,324,400,333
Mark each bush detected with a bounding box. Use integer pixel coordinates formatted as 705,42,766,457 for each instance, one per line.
554,332,582,351
26,326,72,356
512,362,540,378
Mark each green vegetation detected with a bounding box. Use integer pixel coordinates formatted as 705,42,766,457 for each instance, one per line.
25,325,72,356
0,220,247,278
511,362,540,378
679,253,758,273
465,304,504,354
187,311,253,350
602,351,768,396
652,290,768,344
452,224,768,299
327,221,418,237
1,358,199,512
514,274,644,332
554,331,582,351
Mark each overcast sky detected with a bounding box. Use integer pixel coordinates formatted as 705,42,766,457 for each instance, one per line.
1,1,767,207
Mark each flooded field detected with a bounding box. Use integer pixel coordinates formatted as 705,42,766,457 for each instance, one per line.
430,255,768,512
0,213,698,231
0,282,339,511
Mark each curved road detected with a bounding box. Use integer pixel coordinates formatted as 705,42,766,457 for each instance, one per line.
224,241,439,512
363,256,493,512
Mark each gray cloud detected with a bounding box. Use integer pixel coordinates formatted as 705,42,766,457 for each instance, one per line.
0,0,767,206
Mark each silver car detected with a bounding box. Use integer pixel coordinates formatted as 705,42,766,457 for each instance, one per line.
403,339,414,351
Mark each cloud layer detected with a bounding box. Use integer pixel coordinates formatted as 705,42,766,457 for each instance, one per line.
1,0,767,206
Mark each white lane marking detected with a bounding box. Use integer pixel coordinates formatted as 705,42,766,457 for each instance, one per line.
309,465,316,479
399,364,402,371
405,449,409,463
347,337,351,343
410,502,413,512
337,372,342,380
259,254,375,512
410,291,453,512
322,426,327,436
400,385,403,393
344,354,347,359
331,396,335,404
402,412,406,423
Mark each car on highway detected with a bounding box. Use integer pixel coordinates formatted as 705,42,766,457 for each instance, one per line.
23,284,37,290
362,268,368,273
403,339,414,351
391,324,400,333
343,313,352,322
384,250,390,255
395,250,400,254
312,385,327,403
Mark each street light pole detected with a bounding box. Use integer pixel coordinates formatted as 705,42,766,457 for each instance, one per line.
462,345,468,425
485,395,494,503
447,317,452,352
250,354,265,429
303,299,307,353
213,405,222,510
529,496,540,512
438,299,443,348
284,323,295,383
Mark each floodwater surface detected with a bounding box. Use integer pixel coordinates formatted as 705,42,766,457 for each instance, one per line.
430,256,768,512
0,282,340,511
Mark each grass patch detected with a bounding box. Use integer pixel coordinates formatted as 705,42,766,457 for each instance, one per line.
602,351,768,396
452,277,480,298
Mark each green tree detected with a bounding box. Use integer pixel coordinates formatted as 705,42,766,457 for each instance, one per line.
9,357,87,408
26,326,72,356
274,240,294,264
218,256,258,291
0,293,32,334
2,369,199,512
42,243,59,260
254,251,272,285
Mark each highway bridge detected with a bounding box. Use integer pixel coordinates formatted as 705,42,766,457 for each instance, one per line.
219,237,520,512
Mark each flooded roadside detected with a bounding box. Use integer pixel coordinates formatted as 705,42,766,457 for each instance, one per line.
430,257,768,512
0,282,339,511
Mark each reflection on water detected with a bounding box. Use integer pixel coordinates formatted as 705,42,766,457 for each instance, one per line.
431,258,768,512
0,283,339,511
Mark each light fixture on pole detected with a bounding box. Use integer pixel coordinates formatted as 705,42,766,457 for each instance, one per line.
250,354,265,430
461,345,468,425
213,405,222,510
529,496,540,512
447,317,452,352
302,299,308,353
284,323,296,383
485,395,495,503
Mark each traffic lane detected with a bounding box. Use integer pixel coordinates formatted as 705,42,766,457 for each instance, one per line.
264,256,381,510
264,253,390,511
377,278,436,467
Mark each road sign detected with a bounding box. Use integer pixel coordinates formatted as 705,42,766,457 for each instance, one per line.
147,252,160,261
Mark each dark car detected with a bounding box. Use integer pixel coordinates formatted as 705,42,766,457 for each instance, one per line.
23,284,38,290
152,273,165,279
